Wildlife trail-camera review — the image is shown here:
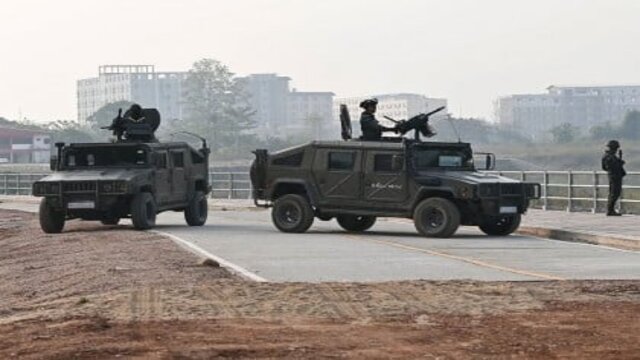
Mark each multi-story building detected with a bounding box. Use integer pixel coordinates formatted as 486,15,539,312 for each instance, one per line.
0,127,50,163
77,65,186,123
239,74,335,138
334,94,448,137
496,85,640,137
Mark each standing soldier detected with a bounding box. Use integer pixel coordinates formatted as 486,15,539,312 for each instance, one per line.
359,98,397,141
601,140,626,216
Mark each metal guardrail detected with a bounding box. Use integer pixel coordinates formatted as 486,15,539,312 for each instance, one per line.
2,171,639,214
486,171,640,214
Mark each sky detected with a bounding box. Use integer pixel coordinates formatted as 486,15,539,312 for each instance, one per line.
1,0,640,123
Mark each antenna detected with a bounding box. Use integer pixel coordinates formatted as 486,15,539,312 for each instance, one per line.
170,131,208,149
445,114,462,143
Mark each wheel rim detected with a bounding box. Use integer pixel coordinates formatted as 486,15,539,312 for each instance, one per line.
423,207,445,231
494,216,511,229
277,203,301,227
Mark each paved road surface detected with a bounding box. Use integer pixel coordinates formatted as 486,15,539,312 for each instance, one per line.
3,202,640,282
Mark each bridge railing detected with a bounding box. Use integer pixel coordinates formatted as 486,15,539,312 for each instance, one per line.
485,171,640,214
2,171,639,214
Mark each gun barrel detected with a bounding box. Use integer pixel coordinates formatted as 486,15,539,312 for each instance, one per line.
424,106,446,118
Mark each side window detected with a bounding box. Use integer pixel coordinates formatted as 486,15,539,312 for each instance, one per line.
374,154,394,172
171,151,184,168
272,152,304,167
156,152,167,169
328,151,355,171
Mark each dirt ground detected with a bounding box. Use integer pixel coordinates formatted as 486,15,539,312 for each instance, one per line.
1,209,640,359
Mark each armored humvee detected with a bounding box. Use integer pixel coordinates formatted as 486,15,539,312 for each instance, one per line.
32,106,211,233
250,107,540,238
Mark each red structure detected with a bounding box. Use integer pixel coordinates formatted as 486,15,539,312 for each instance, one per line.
0,127,51,163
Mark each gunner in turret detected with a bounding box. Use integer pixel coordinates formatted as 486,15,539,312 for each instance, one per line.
359,98,398,141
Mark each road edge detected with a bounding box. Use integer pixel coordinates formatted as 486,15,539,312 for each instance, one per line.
150,230,268,282
517,226,640,251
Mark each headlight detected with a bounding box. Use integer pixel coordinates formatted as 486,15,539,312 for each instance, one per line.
457,186,474,199
100,181,127,194
33,182,59,195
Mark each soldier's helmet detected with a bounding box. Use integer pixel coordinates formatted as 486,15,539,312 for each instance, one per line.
359,98,379,109
124,104,144,121
607,140,620,149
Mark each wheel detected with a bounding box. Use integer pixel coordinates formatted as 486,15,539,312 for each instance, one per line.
271,194,314,233
100,217,120,226
317,213,333,221
413,197,460,238
185,191,208,226
39,198,65,233
336,215,377,232
130,192,157,230
479,214,521,236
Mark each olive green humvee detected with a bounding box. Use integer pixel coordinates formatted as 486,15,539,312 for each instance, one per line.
33,105,212,234
251,139,540,238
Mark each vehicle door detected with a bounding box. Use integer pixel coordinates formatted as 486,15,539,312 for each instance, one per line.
154,151,171,206
312,148,362,205
363,150,408,204
169,149,188,204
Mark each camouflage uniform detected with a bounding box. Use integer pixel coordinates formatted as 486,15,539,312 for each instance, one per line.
601,140,626,215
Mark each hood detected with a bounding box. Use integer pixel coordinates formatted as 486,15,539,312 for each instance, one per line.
38,168,148,182
416,170,519,185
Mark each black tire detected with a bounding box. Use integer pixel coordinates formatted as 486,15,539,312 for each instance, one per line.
130,192,157,230
185,191,208,226
100,217,120,226
39,198,65,234
413,197,460,238
479,214,521,236
336,215,377,232
271,194,314,233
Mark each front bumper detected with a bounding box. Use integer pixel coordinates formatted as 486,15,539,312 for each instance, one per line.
33,180,130,213
477,182,541,215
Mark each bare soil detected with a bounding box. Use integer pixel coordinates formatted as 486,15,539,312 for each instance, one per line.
1,209,639,359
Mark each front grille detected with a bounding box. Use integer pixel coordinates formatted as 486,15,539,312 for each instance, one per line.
63,181,96,193
500,183,523,196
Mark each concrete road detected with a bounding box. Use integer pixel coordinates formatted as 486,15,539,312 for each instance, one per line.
4,201,640,282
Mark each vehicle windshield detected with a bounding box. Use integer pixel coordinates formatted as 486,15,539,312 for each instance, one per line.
413,147,474,170
63,146,149,168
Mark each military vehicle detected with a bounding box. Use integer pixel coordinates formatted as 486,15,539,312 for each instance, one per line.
250,106,540,238
32,106,211,233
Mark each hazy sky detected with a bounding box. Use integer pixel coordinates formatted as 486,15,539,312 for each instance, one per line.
1,0,640,122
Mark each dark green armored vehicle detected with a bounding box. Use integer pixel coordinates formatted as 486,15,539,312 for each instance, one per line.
251,107,540,238
33,106,210,233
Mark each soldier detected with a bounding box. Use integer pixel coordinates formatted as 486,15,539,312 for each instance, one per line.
359,98,397,141
601,140,626,216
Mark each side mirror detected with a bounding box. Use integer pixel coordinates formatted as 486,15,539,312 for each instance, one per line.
474,152,495,170
50,155,58,171
392,155,405,171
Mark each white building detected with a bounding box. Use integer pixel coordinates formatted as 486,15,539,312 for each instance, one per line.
0,127,50,163
334,94,448,137
496,85,640,137
239,74,334,138
77,65,186,123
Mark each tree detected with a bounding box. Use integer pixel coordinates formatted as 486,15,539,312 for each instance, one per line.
620,110,640,140
85,100,134,132
181,58,255,153
550,123,579,143
46,120,96,143
589,122,616,140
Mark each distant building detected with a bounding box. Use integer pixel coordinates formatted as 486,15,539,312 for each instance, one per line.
239,74,335,138
0,127,50,163
334,94,448,137
496,85,640,137
77,65,186,123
